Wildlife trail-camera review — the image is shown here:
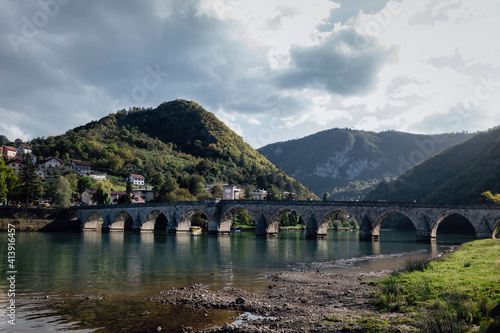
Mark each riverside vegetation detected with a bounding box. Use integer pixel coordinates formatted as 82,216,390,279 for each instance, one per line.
373,239,500,333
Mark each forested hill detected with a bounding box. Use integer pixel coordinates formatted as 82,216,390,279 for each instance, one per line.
29,99,315,199
364,126,500,204
258,128,473,197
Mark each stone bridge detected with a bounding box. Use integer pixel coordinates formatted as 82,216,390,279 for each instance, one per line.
68,199,500,241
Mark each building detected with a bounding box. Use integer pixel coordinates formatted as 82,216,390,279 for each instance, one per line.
250,189,267,200
35,168,46,179
43,157,66,169
1,146,17,159
7,158,22,174
81,189,145,205
72,160,92,174
132,189,155,202
17,144,32,155
204,184,241,200
89,172,107,180
128,174,145,186
223,185,241,200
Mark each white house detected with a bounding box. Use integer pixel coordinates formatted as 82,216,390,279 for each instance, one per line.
250,189,267,200
128,174,145,186
17,144,32,155
7,158,22,174
43,157,66,169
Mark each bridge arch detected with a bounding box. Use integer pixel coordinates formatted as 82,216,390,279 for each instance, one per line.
494,218,500,239
265,207,304,235
140,209,169,233
220,206,256,232
83,212,105,231
373,211,417,239
109,210,134,232
175,208,209,233
431,212,476,239
317,209,357,236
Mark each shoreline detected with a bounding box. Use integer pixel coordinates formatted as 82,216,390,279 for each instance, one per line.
151,270,398,332
151,246,464,332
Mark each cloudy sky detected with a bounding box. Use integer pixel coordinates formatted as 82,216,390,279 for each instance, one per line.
1,0,499,148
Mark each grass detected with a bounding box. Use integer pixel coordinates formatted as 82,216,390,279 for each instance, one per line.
373,239,500,332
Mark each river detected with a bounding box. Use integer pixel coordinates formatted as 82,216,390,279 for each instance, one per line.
0,230,474,332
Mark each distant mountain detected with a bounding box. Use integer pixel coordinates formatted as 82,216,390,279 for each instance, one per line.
28,100,315,199
258,129,473,197
364,126,500,204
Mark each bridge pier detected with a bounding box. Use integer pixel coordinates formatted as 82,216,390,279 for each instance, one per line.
359,228,374,240
416,229,433,242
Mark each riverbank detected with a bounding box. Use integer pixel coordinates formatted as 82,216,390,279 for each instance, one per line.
0,207,81,231
151,239,500,332
152,271,398,332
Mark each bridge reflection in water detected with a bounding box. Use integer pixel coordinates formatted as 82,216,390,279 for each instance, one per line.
69,199,500,241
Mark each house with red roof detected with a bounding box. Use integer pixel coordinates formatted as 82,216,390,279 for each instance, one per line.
128,174,145,186
1,146,17,159
43,157,66,169
71,160,92,174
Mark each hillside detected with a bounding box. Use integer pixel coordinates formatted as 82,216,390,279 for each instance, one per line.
28,100,315,200
364,126,500,204
258,129,472,197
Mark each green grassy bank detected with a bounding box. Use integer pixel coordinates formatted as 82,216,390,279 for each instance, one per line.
374,239,500,332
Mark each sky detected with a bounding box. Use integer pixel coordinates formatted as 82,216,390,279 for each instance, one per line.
1,0,499,148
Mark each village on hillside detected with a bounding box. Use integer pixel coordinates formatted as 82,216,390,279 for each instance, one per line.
1,140,268,206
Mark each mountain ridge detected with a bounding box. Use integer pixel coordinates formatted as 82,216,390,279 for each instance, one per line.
258,128,473,197
364,126,500,204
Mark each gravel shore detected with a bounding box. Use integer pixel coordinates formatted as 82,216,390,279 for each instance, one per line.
151,270,415,332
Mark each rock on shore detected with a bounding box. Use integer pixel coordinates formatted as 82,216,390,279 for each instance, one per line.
151,271,412,332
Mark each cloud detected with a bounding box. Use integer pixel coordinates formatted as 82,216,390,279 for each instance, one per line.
275,27,395,95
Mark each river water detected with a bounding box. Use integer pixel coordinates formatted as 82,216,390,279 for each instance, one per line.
0,230,474,332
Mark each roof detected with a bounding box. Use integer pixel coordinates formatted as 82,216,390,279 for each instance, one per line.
84,190,127,195
130,174,145,179
2,146,17,151
72,160,91,166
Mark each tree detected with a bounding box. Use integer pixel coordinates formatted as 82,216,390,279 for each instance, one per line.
265,187,280,200
19,154,40,205
93,179,113,205
244,187,252,200
188,174,206,196
0,159,18,203
77,176,93,193
118,193,132,205
157,175,179,202
47,176,72,208
211,183,223,198
64,173,78,191
482,191,500,204
126,177,133,195
93,188,112,205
